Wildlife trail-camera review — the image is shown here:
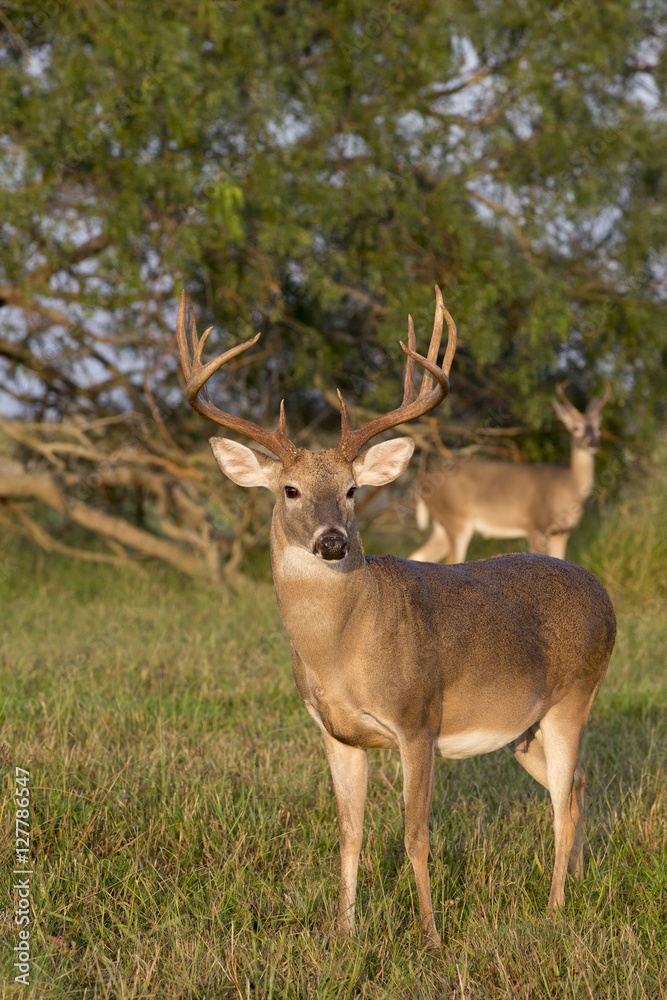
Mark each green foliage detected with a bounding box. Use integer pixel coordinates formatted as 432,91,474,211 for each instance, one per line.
0,0,664,472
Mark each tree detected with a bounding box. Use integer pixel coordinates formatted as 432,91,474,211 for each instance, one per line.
0,0,665,578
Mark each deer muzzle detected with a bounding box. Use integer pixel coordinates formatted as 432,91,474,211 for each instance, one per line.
314,530,349,561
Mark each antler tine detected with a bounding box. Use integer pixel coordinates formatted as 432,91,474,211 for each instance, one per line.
596,381,612,408
337,388,352,446
176,290,298,462
555,378,568,399
177,292,193,380
338,285,456,461
586,381,612,417
440,302,457,378
402,315,416,406
417,284,444,397
555,379,582,417
277,398,287,435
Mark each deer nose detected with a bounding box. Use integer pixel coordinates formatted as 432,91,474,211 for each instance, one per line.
314,530,349,561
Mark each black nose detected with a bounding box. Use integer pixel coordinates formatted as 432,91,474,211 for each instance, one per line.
315,532,349,561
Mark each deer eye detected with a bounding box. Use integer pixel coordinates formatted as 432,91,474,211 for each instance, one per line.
347,487,356,499
284,486,300,499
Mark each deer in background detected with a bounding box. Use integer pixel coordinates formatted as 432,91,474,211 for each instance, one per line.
409,382,612,564
178,288,615,949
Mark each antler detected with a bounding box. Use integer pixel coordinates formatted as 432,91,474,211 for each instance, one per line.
557,380,612,419
586,382,612,417
176,290,298,463
555,380,583,418
337,285,456,461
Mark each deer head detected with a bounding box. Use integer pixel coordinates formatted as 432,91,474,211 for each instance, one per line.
553,381,612,453
177,288,456,565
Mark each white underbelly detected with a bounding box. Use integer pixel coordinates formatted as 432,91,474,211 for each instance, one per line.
436,729,522,759
473,519,528,541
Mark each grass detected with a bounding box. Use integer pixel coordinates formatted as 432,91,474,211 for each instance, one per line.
0,456,665,998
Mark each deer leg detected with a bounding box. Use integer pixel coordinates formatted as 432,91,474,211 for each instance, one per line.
527,529,549,555
409,520,450,562
446,524,474,564
568,763,586,879
323,730,368,935
400,738,440,949
512,728,549,788
547,532,570,560
512,727,585,895
539,707,587,909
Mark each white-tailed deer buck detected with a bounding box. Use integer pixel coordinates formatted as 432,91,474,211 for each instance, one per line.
177,288,615,949
409,382,612,564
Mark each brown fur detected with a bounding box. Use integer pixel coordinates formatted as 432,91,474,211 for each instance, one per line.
179,289,615,948
257,450,616,948
410,388,611,563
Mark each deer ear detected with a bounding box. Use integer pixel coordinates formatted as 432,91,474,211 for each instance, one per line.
353,437,415,486
209,438,281,489
552,400,578,429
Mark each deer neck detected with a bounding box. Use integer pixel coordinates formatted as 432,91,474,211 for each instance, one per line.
569,441,595,502
269,513,377,665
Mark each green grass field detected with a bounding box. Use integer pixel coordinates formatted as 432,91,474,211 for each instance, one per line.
0,456,665,998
